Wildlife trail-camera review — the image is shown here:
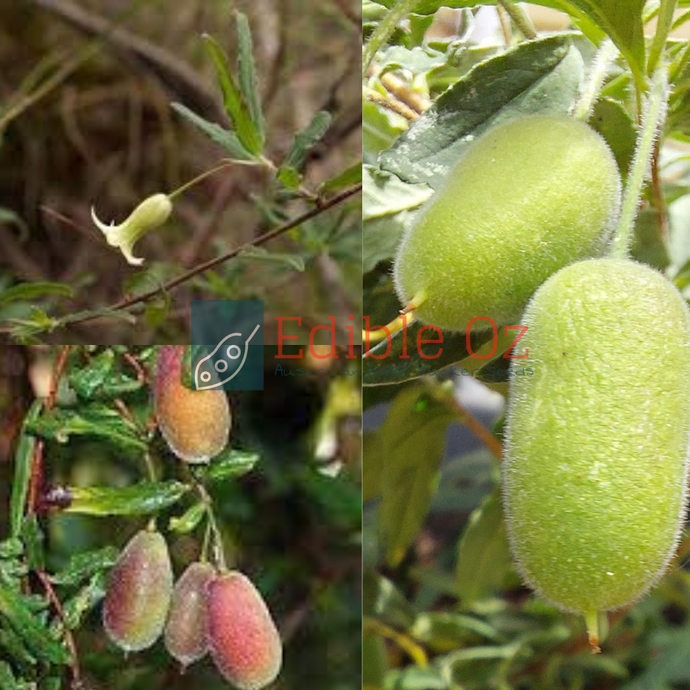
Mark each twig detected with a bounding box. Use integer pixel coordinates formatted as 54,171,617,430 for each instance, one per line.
363,86,418,121
496,0,537,40
35,570,83,690
443,394,504,459
61,184,362,329
28,346,71,514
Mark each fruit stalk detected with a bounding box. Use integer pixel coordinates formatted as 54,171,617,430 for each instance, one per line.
611,61,668,257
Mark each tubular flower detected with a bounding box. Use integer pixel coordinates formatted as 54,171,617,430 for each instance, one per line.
91,193,172,266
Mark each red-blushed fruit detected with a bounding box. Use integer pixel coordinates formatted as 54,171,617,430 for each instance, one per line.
103,530,173,652
207,572,282,690
154,345,231,463
164,562,215,667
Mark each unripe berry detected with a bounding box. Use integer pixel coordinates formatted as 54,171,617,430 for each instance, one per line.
103,530,173,652
155,345,231,463
164,562,215,667
393,115,621,331
503,258,690,634
207,572,282,690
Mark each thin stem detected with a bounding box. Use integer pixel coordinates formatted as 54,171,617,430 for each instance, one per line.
648,0,677,76
610,63,668,258
496,0,536,40
362,0,419,76
35,570,83,689
61,183,362,329
573,39,618,122
167,158,273,201
442,392,504,459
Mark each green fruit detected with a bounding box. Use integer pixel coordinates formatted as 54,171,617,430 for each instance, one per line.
164,562,215,667
503,258,690,637
103,530,173,652
207,572,282,690
393,115,621,332
155,345,231,463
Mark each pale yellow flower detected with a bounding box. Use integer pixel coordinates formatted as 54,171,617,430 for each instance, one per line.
91,193,172,266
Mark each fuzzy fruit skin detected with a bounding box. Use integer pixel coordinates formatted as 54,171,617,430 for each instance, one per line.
207,572,282,690
164,562,215,667
503,258,690,615
393,115,621,332
103,530,173,652
155,345,231,463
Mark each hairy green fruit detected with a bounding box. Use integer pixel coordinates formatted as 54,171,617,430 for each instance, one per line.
393,115,621,331
208,572,282,690
155,345,231,463
503,258,690,632
103,530,173,652
164,562,215,667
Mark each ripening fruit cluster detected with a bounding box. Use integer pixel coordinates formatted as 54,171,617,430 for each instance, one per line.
103,530,282,689
392,114,690,646
155,345,231,463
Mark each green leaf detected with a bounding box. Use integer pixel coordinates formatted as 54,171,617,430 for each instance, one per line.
379,386,456,566
20,517,44,572
238,246,305,272
169,502,207,534
319,161,363,196
203,33,262,155
10,401,42,539
363,165,432,222
69,350,143,400
235,11,265,149
64,481,189,516
26,405,146,452
50,546,118,587
380,34,583,189
171,102,253,160
0,282,73,307
588,98,636,176
60,572,107,630
0,661,20,690
363,631,388,688
559,0,646,91
363,431,383,502
363,322,515,386
205,448,261,483
0,581,69,665
456,490,512,605
0,624,36,668
363,165,433,272
282,111,332,175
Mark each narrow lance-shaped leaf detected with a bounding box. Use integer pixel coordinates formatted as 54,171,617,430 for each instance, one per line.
319,161,363,196
59,481,189,516
171,102,254,161
204,448,260,483
0,581,69,665
10,400,42,539
203,34,262,156
0,282,73,307
26,405,146,452
235,11,265,148
50,546,119,587
278,111,332,188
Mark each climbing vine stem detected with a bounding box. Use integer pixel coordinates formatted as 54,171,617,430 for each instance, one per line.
610,62,669,258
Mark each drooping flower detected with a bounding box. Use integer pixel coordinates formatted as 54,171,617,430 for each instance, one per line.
91,193,172,266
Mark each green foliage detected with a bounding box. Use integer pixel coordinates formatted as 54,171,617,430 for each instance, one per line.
0,345,362,689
